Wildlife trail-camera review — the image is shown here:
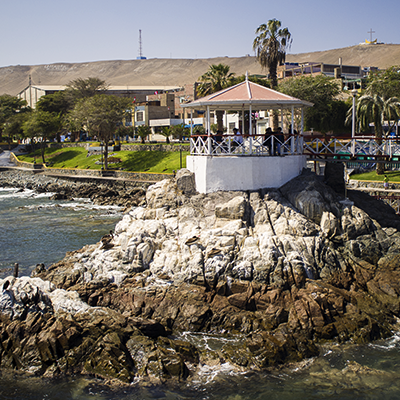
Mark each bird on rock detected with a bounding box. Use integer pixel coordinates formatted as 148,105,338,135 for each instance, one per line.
207,248,222,257
100,230,114,250
185,236,199,246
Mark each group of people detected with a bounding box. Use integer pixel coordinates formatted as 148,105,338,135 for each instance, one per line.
263,127,284,156
211,126,295,155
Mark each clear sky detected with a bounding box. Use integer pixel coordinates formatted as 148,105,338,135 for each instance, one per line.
1,0,399,67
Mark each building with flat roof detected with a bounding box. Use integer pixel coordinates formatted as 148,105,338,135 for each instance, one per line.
17,84,183,109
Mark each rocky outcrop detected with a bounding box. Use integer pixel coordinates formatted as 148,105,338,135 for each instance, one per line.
2,169,400,384
0,170,147,209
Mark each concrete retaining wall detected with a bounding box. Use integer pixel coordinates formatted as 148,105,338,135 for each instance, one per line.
349,179,400,190
187,155,306,193
45,142,190,152
43,167,172,182
120,144,189,152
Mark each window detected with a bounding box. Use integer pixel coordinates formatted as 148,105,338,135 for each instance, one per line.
136,111,144,122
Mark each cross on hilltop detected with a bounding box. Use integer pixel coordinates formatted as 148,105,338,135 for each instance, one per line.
367,28,375,42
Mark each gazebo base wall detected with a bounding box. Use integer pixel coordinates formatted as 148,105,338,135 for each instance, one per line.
186,155,306,194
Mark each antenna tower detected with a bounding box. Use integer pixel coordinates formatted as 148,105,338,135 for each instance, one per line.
136,30,146,59
138,29,143,58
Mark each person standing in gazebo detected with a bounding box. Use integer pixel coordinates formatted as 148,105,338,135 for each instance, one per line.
274,127,284,156
233,128,243,151
264,127,273,155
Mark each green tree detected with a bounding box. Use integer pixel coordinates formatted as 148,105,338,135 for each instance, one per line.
347,94,400,174
136,125,152,144
230,74,271,88
193,126,206,135
253,19,292,129
65,77,109,103
279,74,349,133
64,115,82,143
71,94,131,169
2,112,31,148
36,92,73,143
36,91,72,116
365,66,400,99
23,110,63,163
115,125,135,142
0,95,28,142
197,64,235,97
197,64,235,132
160,126,172,144
171,124,190,141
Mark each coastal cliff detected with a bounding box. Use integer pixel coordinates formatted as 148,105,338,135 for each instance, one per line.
1,169,400,384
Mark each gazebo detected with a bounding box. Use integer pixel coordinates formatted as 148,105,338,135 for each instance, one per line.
181,77,313,193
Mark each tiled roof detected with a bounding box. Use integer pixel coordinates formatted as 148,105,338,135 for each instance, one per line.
182,80,313,110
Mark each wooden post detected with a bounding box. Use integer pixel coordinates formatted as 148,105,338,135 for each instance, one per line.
13,263,19,278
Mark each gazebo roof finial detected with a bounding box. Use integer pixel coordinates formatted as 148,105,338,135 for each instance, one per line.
245,71,249,81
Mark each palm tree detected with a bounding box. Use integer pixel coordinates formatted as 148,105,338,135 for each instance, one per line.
136,125,152,144
197,64,235,132
160,126,172,144
253,19,292,129
347,94,400,174
197,64,235,97
253,19,292,89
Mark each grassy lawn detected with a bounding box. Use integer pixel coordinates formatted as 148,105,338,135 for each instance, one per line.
17,147,189,173
351,170,400,182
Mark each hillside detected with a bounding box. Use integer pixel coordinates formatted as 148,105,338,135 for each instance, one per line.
1,44,400,96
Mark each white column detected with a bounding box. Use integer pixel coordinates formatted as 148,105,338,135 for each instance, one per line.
291,106,295,153
301,108,304,154
351,89,357,157
249,105,252,154
207,106,211,154
301,108,304,134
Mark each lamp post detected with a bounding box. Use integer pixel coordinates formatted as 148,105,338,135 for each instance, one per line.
180,137,182,169
101,142,104,170
351,89,358,157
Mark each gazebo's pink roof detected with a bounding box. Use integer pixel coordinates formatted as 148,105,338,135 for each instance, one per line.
181,79,313,111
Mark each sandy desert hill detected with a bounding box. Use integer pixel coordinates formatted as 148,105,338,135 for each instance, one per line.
1,44,400,96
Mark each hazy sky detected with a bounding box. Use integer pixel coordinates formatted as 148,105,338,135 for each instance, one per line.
1,0,399,67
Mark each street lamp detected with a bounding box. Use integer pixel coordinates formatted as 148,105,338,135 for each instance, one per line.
100,142,104,170
180,135,182,169
351,89,358,157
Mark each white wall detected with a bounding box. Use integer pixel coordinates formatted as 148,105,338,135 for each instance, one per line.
186,155,306,193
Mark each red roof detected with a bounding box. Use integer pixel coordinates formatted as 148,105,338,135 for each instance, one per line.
182,79,313,110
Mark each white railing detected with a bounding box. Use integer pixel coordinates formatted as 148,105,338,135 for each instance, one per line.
190,134,400,160
303,136,400,159
190,134,304,156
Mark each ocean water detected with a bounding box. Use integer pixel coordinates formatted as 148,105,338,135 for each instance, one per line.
0,187,122,278
1,187,400,399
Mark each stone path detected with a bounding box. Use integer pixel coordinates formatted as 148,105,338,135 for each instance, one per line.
0,150,15,167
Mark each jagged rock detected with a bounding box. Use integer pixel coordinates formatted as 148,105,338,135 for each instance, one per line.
215,195,249,220
50,193,68,200
2,169,400,384
176,168,196,195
